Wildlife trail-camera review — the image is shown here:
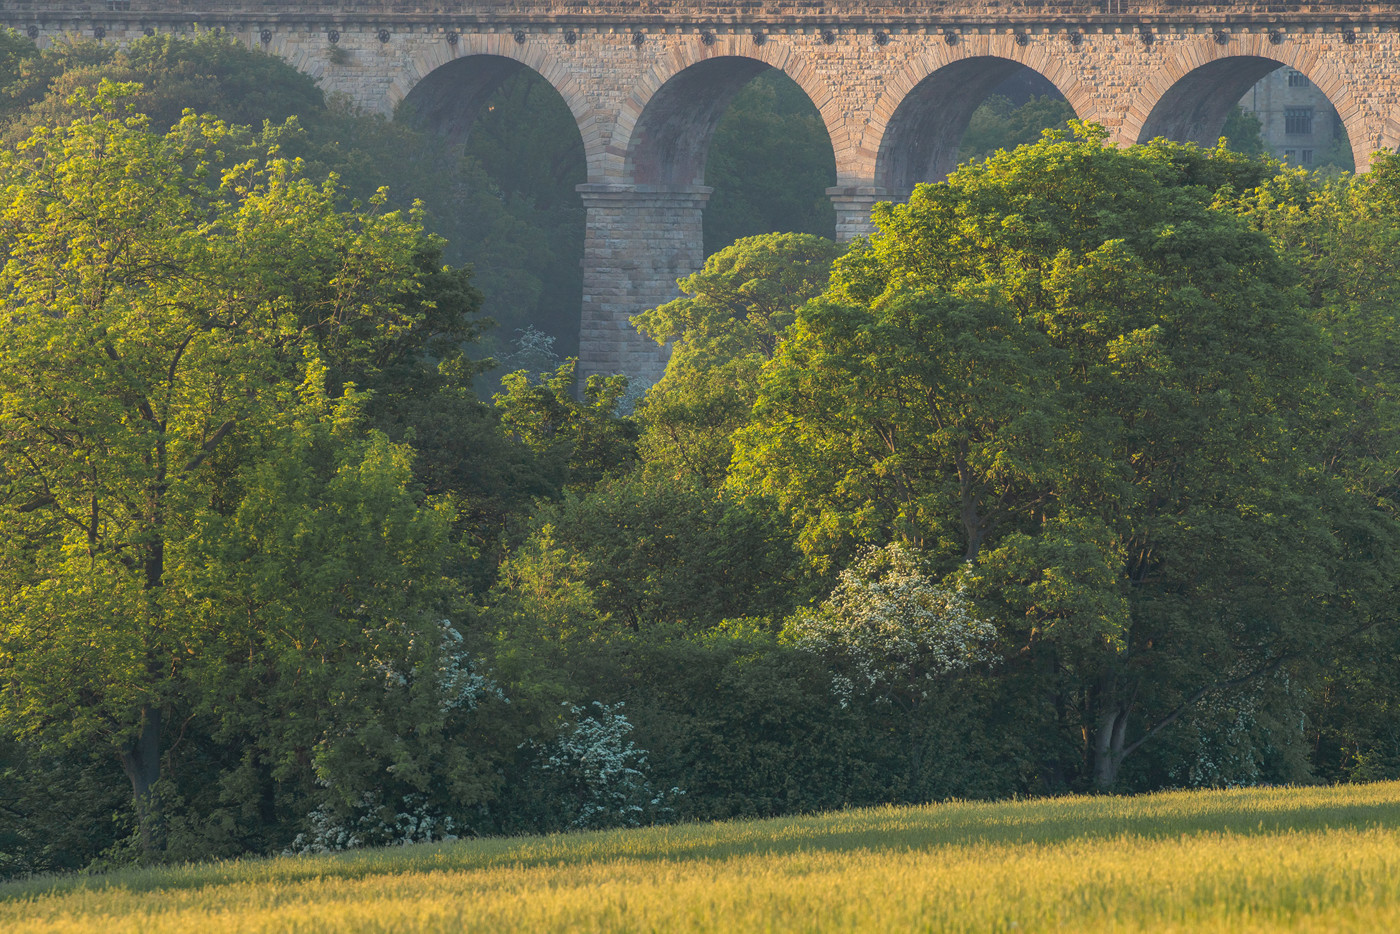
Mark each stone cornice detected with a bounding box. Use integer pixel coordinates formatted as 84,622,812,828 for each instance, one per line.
3,2,1399,30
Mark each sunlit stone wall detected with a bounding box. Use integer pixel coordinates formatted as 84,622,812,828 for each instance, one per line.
5,1,1399,385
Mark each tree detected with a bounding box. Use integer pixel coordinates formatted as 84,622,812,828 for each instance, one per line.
0,32,588,360
0,31,323,143
1220,105,1269,157
957,94,1076,165
730,127,1393,789
0,83,473,853
1245,156,1400,782
186,380,502,854
785,544,996,793
493,475,805,636
633,233,840,487
494,360,637,494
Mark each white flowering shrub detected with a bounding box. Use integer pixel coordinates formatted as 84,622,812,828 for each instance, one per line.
496,326,561,380
1168,703,1264,789
1165,670,1309,789
287,792,458,855
365,619,506,711
434,620,508,713
533,701,682,830
290,620,505,855
786,543,998,709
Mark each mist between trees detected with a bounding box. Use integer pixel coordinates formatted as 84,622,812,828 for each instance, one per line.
0,31,1397,875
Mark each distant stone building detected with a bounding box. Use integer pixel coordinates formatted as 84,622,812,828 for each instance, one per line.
1240,69,1348,168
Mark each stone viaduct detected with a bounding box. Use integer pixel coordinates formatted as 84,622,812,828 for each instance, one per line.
6,2,1400,383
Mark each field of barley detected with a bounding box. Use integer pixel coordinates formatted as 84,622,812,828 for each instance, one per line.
3,781,1399,933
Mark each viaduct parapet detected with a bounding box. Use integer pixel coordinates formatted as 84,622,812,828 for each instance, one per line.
5,1,1400,384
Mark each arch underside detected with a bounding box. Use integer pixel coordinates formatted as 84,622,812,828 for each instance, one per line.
1138,56,1281,146
397,54,532,143
876,58,1055,196
627,56,770,187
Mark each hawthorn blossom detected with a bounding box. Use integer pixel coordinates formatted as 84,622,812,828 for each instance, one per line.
787,543,997,708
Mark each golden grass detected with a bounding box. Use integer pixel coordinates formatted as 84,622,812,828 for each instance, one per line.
3,781,1399,932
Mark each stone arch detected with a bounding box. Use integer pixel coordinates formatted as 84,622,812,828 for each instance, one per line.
608,39,843,187
390,35,605,177
390,38,596,360
870,36,1092,196
1382,109,1400,159
1124,36,1369,171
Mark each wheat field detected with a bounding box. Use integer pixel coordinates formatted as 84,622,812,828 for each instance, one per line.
3,781,1398,932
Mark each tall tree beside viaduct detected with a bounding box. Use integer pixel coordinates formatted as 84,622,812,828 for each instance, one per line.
11,1,1400,383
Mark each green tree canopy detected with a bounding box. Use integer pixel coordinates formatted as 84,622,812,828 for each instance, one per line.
0,31,323,143
491,475,804,638
493,360,637,495
729,126,1396,788
957,94,1077,165
1244,155,1400,782
0,31,589,360
0,83,478,853
633,233,840,488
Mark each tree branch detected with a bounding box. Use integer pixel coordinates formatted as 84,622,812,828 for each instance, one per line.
15,494,54,513
1122,653,1289,759
180,419,236,474
102,341,158,426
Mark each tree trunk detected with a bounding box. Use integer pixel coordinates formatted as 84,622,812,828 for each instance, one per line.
906,718,926,802
1093,706,1129,791
119,704,162,856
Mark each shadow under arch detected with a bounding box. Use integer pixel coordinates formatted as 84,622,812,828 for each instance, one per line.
392,40,601,176
1137,57,1285,146
397,54,535,144
395,49,593,359
1127,43,1367,171
628,56,767,186
881,57,1023,195
615,46,842,189
874,55,1085,197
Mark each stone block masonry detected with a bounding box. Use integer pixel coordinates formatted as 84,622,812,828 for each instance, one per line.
4,1,1398,385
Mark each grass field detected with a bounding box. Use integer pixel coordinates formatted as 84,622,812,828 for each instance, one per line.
2,781,1399,932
